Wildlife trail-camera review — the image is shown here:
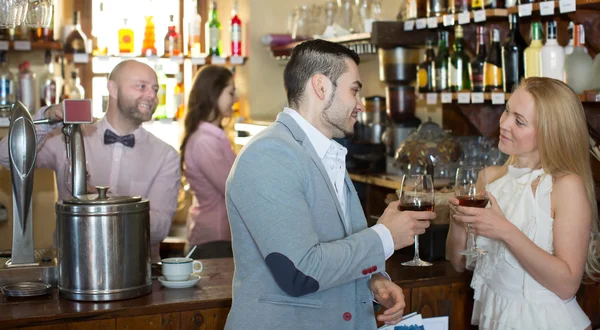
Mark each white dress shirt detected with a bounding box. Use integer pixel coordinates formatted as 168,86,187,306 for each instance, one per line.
284,108,394,259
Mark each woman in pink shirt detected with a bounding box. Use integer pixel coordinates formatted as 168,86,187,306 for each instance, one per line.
180,66,237,259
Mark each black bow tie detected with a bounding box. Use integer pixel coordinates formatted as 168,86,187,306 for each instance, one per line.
103,129,135,148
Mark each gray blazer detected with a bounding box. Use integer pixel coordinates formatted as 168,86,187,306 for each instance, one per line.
225,112,386,329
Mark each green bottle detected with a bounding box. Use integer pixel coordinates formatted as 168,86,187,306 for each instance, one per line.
153,64,168,119
206,1,221,56
434,31,449,92
450,25,471,92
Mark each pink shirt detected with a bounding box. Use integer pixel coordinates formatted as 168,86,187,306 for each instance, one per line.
184,122,235,245
0,110,181,260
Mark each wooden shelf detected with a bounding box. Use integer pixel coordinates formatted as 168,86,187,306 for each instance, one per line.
91,54,247,66
0,40,62,52
269,33,374,59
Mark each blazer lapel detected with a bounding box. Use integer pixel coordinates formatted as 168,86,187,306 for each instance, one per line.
276,112,351,236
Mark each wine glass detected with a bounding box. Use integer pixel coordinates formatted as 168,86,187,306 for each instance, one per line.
455,165,489,256
399,174,435,267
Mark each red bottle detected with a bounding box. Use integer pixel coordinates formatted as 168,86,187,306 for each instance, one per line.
230,0,242,56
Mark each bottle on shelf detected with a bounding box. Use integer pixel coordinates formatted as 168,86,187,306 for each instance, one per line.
92,1,108,55
206,1,222,56
449,0,469,14
118,18,135,55
565,21,587,56
18,61,36,111
472,0,484,11
564,24,593,94
187,0,202,57
502,13,526,93
427,0,447,17
231,0,242,56
142,16,158,57
153,65,168,119
174,72,185,120
524,21,543,78
42,6,54,41
64,11,88,54
484,28,503,92
418,39,436,93
481,0,505,9
0,51,16,106
471,26,486,93
39,50,58,107
450,25,471,92
540,21,565,81
61,70,85,101
434,30,450,92
164,15,182,57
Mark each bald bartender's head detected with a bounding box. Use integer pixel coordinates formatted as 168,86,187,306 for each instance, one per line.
106,60,159,126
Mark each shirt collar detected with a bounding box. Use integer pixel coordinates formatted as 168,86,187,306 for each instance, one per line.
283,107,333,159
100,116,146,140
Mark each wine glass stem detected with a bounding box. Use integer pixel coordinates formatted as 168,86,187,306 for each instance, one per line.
413,235,420,260
469,232,477,249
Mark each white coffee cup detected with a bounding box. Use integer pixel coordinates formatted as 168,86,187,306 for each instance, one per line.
161,257,203,281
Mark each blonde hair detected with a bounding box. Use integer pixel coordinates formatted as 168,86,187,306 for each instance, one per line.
495,77,600,281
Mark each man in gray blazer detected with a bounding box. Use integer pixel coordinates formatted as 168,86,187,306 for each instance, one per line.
225,39,435,329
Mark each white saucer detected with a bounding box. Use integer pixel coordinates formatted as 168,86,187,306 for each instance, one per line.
158,274,200,289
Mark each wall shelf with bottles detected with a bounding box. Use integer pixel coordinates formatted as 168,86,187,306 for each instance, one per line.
0,40,63,52
418,92,591,105
90,54,247,68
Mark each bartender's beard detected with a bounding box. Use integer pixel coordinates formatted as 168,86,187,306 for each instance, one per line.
322,87,356,139
117,90,157,124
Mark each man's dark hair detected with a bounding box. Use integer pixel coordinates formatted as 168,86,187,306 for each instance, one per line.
283,39,360,109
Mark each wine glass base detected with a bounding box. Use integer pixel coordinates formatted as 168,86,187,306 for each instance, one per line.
460,247,487,257
401,258,432,267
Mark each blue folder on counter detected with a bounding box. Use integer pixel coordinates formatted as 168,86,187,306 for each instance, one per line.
377,313,449,330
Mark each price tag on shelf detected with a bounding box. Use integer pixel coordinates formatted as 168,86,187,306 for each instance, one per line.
191,57,206,65
427,17,438,29
518,3,533,17
540,1,555,15
491,93,506,105
13,41,31,51
426,93,438,105
471,92,484,104
443,14,455,26
559,0,576,13
458,11,470,25
458,92,470,104
441,92,453,104
0,117,9,127
416,18,427,30
404,20,415,31
211,56,226,65
0,41,8,51
145,55,159,62
73,53,89,63
230,56,244,65
474,10,486,22
95,55,110,62
170,55,184,64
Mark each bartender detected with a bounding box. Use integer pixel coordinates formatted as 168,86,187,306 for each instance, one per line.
0,60,181,262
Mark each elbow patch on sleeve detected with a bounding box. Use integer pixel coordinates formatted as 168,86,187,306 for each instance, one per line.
265,252,319,297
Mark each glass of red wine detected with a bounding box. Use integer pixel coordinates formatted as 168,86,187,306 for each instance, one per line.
455,165,489,256
399,174,435,267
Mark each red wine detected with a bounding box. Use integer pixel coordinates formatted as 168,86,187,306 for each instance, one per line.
456,196,489,208
399,202,434,212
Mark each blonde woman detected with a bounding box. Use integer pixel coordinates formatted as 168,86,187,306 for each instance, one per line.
446,77,600,329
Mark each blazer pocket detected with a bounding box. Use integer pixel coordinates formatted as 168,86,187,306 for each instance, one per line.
258,294,322,309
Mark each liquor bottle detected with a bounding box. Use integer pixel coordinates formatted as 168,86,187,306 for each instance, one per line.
92,1,108,55
39,50,58,107
565,22,587,56
187,0,202,56
118,18,135,54
450,25,471,92
564,24,593,94
418,39,436,93
0,52,15,106
449,0,470,13
64,11,88,54
18,61,36,111
472,0,484,10
484,29,503,92
174,72,185,120
61,70,85,101
153,65,168,119
427,0,447,17
164,15,181,57
206,1,221,56
231,0,242,56
434,30,450,92
142,16,158,57
471,26,486,92
483,0,505,9
42,6,54,41
501,14,526,93
541,21,565,81
524,21,543,78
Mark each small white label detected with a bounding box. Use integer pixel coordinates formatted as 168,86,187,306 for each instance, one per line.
427,17,438,29
474,10,487,22
170,55,184,64
426,93,438,105
471,92,484,104
441,92,453,104
458,93,471,104
13,41,31,51
559,0,576,13
95,55,110,62
443,14,455,26
0,117,9,127
518,3,533,16
491,93,506,104
540,1,555,15
404,20,415,31
191,57,206,65
73,53,89,63
0,41,8,50
230,56,244,65
146,55,159,62
458,12,470,25
416,18,427,30
212,56,226,65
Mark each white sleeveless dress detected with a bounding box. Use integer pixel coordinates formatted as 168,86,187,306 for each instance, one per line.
471,166,591,330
